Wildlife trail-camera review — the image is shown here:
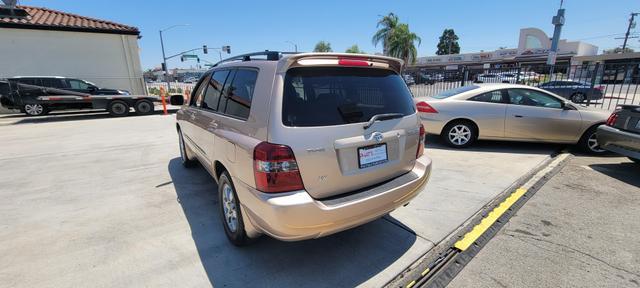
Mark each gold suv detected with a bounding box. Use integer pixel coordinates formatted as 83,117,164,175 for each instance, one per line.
170,52,432,245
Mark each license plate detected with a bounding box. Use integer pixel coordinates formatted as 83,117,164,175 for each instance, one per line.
358,144,388,169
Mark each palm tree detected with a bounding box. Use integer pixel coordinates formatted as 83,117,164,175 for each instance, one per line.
313,41,333,52
372,13,399,56
387,23,421,67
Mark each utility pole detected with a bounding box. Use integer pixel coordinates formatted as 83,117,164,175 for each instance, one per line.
622,13,639,51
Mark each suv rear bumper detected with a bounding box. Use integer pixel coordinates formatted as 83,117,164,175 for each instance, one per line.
598,125,640,159
234,155,432,241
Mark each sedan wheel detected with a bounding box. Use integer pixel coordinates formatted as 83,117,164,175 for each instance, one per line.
449,125,471,146
24,104,46,116
442,121,477,148
571,93,585,103
579,126,606,154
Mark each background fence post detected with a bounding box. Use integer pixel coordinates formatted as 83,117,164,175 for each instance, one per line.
587,62,600,107
460,66,467,87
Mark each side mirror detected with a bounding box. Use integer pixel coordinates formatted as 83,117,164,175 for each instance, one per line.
169,94,184,106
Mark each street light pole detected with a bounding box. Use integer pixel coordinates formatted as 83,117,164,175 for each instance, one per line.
159,24,189,92
159,29,170,91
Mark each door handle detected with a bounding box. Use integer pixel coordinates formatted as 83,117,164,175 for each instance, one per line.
514,115,524,118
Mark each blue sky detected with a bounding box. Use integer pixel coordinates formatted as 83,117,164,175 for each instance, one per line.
20,0,640,70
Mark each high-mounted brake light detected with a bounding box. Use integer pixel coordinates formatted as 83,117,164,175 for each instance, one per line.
416,101,438,113
416,124,426,158
338,59,370,66
253,142,304,193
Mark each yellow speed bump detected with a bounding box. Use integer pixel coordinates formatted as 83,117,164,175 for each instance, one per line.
454,188,528,251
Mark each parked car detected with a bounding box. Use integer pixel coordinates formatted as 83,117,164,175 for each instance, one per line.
403,74,415,85
0,76,156,116
414,84,610,153
415,72,440,85
475,73,516,83
537,80,604,103
597,105,640,163
170,51,432,245
184,77,198,83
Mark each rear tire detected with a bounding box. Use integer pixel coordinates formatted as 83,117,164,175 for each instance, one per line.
23,104,48,116
108,100,129,117
134,99,154,115
218,171,250,246
570,92,585,103
578,125,606,154
441,120,477,148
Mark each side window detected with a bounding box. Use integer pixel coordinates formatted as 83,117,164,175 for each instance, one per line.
41,78,65,88
201,70,230,111
16,78,38,85
223,69,258,119
470,90,504,103
68,79,89,89
190,74,210,107
216,69,237,114
508,89,562,109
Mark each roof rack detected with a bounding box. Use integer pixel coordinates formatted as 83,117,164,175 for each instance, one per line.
211,50,298,67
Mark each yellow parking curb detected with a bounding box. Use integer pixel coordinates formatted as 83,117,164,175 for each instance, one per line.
454,188,528,251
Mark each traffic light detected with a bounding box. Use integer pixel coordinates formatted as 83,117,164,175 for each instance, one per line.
203,45,208,54
161,63,166,71
223,45,231,54
180,55,185,62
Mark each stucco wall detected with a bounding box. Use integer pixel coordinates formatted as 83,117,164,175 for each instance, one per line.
0,28,145,96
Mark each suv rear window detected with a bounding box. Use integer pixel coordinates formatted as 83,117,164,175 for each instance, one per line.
282,67,415,127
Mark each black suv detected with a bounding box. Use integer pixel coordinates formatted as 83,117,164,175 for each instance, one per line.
7,76,129,95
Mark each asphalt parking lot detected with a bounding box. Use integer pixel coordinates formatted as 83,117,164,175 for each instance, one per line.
0,112,558,287
449,155,640,288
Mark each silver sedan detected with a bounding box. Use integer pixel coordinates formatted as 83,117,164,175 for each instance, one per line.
414,84,610,153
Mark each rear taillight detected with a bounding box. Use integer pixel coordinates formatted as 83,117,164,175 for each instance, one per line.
416,124,425,158
253,142,304,193
416,101,438,113
595,85,605,91
606,113,619,126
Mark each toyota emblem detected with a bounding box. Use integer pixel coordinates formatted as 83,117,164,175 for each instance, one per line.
372,132,384,143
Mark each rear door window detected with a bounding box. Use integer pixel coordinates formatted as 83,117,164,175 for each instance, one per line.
223,68,257,120
201,70,230,111
282,67,415,127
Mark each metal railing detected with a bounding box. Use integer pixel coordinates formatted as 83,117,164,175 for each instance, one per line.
405,62,640,110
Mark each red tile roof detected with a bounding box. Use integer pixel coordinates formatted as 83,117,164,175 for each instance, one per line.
0,6,139,35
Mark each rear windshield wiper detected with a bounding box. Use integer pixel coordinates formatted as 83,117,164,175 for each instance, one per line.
363,113,404,130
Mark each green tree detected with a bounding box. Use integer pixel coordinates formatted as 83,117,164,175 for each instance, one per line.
436,29,460,55
345,44,365,54
604,47,634,54
387,23,421,66
372,13,399,56
313,41,333,52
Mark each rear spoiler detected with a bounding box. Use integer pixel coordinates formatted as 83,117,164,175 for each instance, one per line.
278,53,404,74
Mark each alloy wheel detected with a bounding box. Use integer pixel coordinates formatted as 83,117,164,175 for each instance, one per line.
571,93,585,103
587,132,605,153
222,183,238,233
449,124,471,146
25,104,43,115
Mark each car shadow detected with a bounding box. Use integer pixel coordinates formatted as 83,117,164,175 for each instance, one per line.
167,158,418,287
2,108,179,125
425,134,563,155
588,161,640,187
